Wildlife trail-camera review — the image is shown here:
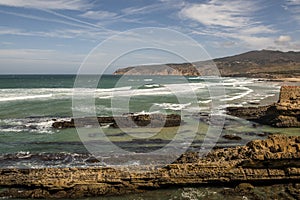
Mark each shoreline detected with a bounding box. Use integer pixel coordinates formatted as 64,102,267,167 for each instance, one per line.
0,135,300,198
0,80,299,198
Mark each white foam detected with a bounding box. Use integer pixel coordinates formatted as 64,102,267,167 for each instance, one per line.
188,76,201,80
221,87,253,101
0,94,53,102
198,100,212,104
143,84,161,88
0,88,73,102
0,118,59,134
153,102,191,111
134,110,161,115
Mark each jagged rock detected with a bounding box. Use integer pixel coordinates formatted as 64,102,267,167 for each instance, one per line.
227,86,300,127
52,114,182,129
172,151,200,164
1,135,300,198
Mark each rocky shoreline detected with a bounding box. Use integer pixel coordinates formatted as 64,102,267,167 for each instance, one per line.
227,86,300,127
0,135,300,199
1,86,300,198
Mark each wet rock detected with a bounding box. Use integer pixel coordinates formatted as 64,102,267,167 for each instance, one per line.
222,134,242,140
286,183,300,199
235,183,254,194
1,135,300,198
227,86,300,127
52,114,182,129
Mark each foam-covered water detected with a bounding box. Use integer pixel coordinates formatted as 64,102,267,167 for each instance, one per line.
0,75,285,168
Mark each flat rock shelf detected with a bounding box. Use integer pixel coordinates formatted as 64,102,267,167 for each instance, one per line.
1,135,300,198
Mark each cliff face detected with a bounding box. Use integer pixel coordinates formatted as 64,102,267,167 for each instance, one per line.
227,86,300,127
0,135,300,198
114,50,300,78
114,63,202,76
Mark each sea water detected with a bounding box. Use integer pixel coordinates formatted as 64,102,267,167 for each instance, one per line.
0,74,296,168
2,74,300,199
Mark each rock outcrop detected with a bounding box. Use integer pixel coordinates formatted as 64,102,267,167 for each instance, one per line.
227,86,300,127
52,113,182,129
1,135,300,198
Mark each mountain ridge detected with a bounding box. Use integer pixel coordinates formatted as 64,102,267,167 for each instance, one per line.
114,50,300,78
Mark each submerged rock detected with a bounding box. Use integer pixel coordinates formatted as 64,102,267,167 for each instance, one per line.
227,86,300,127
222,134,242,140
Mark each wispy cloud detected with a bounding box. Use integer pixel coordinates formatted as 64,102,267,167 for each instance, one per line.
80,10,118,20
0,0,92,10
285,0,300,23
0,26,117,43
0,48,84,73
122,4,164,15
180,0,255,28
273,35,300,50
0,10,99,30
121,0,184,16
274,35,292,45
179,0,279,50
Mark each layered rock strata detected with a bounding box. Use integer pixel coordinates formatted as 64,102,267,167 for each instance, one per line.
0,135,300,198
227,86,300,127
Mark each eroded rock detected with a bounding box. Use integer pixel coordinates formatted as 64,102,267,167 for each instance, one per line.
227,86,300,127
0,135,300,198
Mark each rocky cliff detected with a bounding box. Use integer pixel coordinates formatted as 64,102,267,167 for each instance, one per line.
114,50,300,78
227,86,300,127
0,135,300,198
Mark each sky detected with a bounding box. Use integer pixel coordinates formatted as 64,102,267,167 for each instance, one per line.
0,0,299,74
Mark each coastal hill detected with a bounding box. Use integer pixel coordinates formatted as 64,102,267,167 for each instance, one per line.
114,50,300,78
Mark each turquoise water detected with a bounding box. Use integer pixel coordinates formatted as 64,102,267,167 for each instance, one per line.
0,74,294,168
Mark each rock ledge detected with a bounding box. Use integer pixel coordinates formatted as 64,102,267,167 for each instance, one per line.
1,135,300,198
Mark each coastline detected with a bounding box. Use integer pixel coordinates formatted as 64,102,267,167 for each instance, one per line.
0,77,299,199
0,135,300,199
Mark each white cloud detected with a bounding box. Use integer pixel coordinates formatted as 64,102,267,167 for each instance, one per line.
0,0,91,10
272,35,300,51
0,26,116,41
274,35,292,45
80,10,118,20
121,1,184,16
180,0,255,28
239,25,276,35
122,4,165,15
179,1,282,50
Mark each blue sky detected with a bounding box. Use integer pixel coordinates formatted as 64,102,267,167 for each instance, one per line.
0,0,299,74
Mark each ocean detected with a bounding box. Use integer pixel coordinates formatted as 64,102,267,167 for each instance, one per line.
0,74,298,199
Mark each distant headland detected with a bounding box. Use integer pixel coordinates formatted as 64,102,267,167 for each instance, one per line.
114,50,300,80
